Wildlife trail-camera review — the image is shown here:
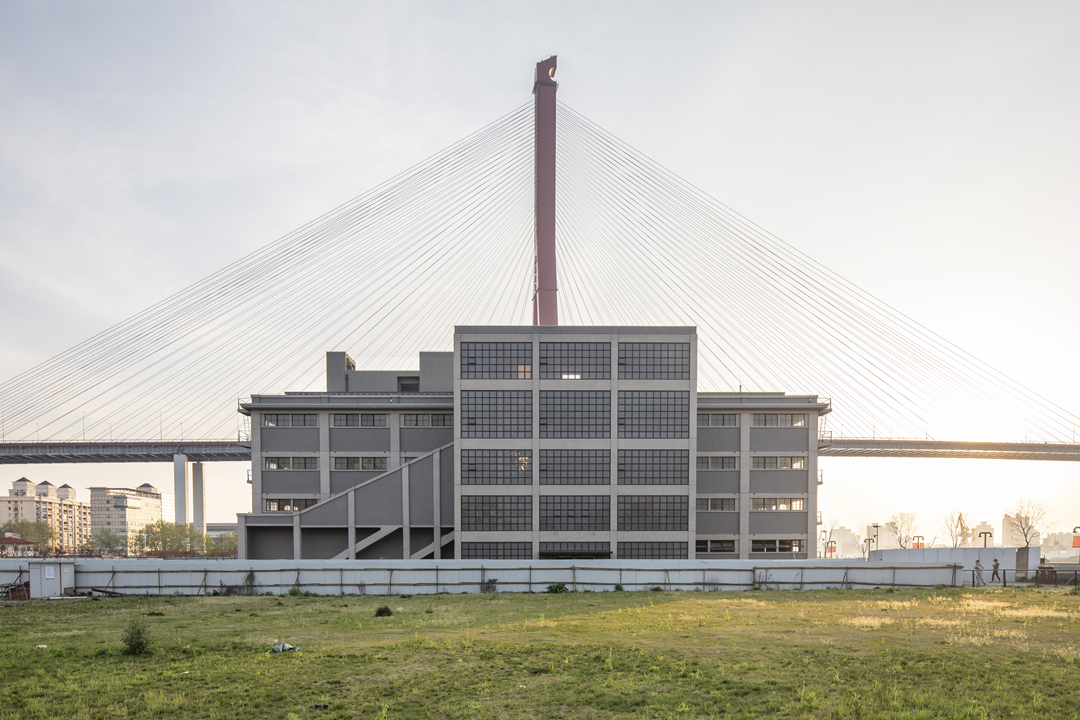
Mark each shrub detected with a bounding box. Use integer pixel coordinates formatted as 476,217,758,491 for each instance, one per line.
545,583,568,594
375,605,394,617
121,618,152,656
613,584,624,592
650,586,663,592
480,578,498,594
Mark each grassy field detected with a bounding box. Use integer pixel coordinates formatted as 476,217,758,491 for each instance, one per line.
2,586,1079,719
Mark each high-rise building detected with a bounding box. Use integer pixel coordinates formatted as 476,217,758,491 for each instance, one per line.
0,478,91,553
89,484,164,554
238,325,829,561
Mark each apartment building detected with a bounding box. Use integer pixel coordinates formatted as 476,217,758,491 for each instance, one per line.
89,484,165,553
0,478,91,553
237,325,829,561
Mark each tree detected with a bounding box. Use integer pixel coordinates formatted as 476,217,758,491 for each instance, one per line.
139,521,206,556
207,530,238,557
92,528,128,556
821,518,840,556
1,520,55,549
1007,499,1049,547
889,512,918,549
940,510,972,548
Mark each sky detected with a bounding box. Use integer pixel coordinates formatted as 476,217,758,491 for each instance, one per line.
1,1,1078,540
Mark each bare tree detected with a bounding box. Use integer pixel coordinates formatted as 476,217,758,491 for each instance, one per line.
1007,499,1049,547
822,518,840,555
889,512,918,549
940,510,972,548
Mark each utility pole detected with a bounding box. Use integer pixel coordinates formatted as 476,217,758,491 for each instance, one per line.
533,55,558,326
979,531,993,548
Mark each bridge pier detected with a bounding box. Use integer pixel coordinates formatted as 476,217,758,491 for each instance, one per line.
172,454,206,530
192,462,206,535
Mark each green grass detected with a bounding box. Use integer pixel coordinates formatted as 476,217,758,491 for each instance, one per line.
2,586,1079,718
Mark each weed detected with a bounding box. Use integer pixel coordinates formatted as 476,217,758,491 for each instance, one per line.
375,605,394,617
480,578,498,594
546,583,568,594
650,586,663,592
120,618,152,655
613,583,624,592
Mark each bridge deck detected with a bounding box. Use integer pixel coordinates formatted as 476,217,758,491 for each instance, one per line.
0,441,251,464
818,438,1080,461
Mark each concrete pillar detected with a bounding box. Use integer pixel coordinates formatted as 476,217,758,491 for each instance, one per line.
173,454,190,525
191,462,206,534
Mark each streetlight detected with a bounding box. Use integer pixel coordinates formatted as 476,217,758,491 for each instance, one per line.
912,535,925,550
826,540,837,557
863,538,873,560
979,531,993,548
872,523,880,550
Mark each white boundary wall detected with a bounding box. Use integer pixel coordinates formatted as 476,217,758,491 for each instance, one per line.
1,559,961,598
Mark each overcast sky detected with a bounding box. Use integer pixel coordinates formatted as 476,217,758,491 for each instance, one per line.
2,1,1078,540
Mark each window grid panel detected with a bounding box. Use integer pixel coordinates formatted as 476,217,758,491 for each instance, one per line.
539,449,611,485
291,414,318,427
333,414,359,427
696,498,737,512
697,456,738,470
539,391,610,439
263,414,290,427
461,390,532,438
460,342,533,379
751,539,806,553
617,449,689,485
752,414,807,427
460,542,532,560
431,414,454,427
264,499,317,512
334,457,360,470
538,342,611,380
618,391,690,439
360,414,387,427
751,498,805,511
617,542,688,559
361,457,387,471
539,496,610,531
617,343,691,380
460,495,532,532
461,450,533,486
752,456,805,470
539,542,610,554
402,414,430,427
617,496,689,531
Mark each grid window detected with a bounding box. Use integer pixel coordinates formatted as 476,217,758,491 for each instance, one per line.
539,496,610,531
539,542,610,556
751,498,804,511
617,542,687,559
264,499,317,512
618,391,690,439
460,342,533,379
263,414,290,427
617,496,688,531
402,414,430,427
291,414,318,427
334,457,360,470
460,542,532,559
752,457,805,470
460,496,532,532
711,414,737,426
617,449,688,485
461,391,532,438
539,391,610,439
696,498,736,512
431,414,454,426
539,449,610,485
461,450,532,486
539,342,611,380
361,457,387,471
264,457,318,470
291,457,318,470
334,414,359,427
618,343,690,379
264,457,289,470
697,456,737,470
752,539,805,553
752,414,807,427
361,414,387,427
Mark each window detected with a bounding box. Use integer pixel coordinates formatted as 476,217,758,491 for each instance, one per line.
334,457,361,470
540,496,610,531
361,457,387,471
618,343,690,379
333,414,359,427
751,498,804,511
752,414,806,427
697,456,737,470
431,414,454,426
462,450,532,485
397,376,420,392
461,390,532,438
539,342,611,380
699,413,737,427
461,542,532,559
617,496,688,531
540,391,610,439
402,414,430,427
291,414,318,427
292,457,318,470
618,391,690,439
711,540,736,553
461,342,533,379
617,449,689,485
264,457,290,470
539,449,609,485
751,539,805,553
361,414,387,427
617,542,687,559
696,498,736,512
460,495,532,531
264,498,317,512
263,414,290,427
752,457,805,470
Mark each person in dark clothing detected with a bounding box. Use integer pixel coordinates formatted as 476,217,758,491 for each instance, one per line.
991,558,1001,583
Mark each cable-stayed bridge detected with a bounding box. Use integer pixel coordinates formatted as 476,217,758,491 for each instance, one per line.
2,58,1078,466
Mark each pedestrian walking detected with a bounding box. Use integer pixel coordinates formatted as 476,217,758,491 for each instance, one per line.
974,559,987,586
991,558,1001,583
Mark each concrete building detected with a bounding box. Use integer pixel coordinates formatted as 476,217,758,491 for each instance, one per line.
237,326,829,561
89,484,164,554
0,478,91,554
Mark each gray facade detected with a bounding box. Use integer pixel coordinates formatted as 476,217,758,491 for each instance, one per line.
237,326,829,561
